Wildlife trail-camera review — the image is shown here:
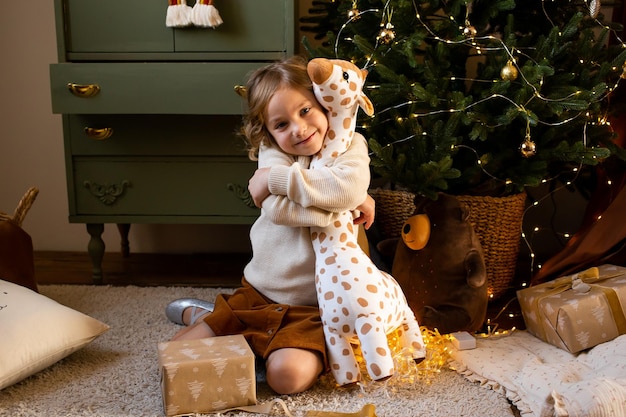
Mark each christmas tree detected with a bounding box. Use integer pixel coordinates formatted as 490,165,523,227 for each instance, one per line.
301,0,626,199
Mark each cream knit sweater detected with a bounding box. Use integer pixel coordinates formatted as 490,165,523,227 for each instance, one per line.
244,133,371,306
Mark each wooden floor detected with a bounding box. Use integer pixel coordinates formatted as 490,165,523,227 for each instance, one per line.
34,251,248,287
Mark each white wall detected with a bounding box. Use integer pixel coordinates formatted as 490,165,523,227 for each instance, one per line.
0,1,254,253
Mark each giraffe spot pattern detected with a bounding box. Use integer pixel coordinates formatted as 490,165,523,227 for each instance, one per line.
370,364,382,377
309,58,425,386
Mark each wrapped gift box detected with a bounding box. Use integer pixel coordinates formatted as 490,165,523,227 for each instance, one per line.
157,335,256,417
517,264,626,353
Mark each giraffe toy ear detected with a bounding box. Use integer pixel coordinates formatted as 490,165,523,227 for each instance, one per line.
358,93,374,117
357,67,374,116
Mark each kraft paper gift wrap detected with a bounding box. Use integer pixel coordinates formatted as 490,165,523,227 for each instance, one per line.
517,264,626,353
158,335,256,417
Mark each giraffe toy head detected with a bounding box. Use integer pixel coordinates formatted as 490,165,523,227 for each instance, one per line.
306,58,374,165
307,58,374,118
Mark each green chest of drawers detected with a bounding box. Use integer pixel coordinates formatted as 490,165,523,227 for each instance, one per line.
50,0,295,283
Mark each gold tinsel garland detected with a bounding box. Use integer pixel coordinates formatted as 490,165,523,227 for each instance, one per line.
320,326,453,391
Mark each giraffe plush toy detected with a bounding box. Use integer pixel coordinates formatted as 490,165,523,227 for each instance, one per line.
306,58,426,386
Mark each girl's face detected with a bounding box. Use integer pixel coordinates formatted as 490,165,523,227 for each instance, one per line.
264,85,328,157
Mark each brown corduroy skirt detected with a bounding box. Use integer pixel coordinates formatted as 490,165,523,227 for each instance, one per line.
203,278,328,366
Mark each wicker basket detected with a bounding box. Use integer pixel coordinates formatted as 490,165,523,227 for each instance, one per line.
369,188,416,239
456,192,527,300
0,187,39,292
369,188,527,300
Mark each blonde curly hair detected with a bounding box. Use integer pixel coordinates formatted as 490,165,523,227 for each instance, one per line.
240,55,313,160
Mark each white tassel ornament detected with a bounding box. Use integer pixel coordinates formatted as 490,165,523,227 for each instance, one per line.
166,0,192,28
191,0,223,28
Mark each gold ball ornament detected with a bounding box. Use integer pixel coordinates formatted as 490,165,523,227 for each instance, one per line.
377,23,396,45
463,25,477,37
348,7,360,20
500,61,518,81
520,138,536,157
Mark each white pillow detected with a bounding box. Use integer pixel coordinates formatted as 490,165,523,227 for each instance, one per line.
0,279,109,390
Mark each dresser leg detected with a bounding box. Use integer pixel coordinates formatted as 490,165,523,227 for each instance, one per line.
86,223,105,285
117,223,131,257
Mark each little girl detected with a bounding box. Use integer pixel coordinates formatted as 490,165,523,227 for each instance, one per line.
166,55,375,394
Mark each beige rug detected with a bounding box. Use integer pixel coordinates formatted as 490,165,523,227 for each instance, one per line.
0,285,516,417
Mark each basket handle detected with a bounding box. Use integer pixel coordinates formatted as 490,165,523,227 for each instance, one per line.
1,187,39,227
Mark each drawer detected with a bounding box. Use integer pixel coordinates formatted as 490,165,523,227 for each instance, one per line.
50,62,260,114
70,158,257,217
67,115,247,157
62,0,292,60
174,0,290,54
62,0,173,54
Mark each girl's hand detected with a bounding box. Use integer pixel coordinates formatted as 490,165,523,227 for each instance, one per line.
353,194,375,230
248,167,271,207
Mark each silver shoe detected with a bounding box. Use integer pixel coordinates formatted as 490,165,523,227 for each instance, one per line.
165,298,215,325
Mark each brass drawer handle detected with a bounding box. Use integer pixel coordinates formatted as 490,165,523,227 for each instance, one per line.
84,127,113,140
234,85,247,98
67,82,100,98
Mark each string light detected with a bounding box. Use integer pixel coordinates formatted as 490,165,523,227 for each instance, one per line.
337,0,626,166
319,327,452,390
337,0,624,305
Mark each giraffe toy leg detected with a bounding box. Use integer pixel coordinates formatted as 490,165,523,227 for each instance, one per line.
354,315,396,381
397,306,427,361
325,328,361,386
